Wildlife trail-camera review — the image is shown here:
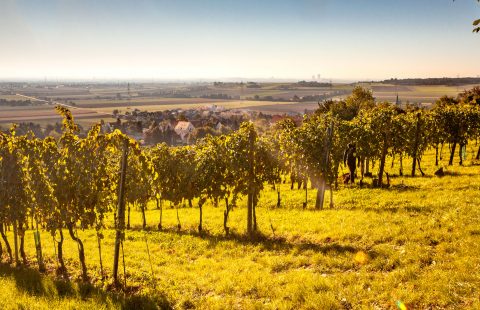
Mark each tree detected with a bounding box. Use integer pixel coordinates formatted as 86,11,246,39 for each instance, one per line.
226,122,279,234
455,0,480,32
0,127,32,265
194,136,230,233
125,148,153,230
148,143,170,230
474,0,480,32
356,103,403,186
431,97,475,165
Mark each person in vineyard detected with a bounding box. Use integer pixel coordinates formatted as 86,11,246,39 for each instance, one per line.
343,143,357,184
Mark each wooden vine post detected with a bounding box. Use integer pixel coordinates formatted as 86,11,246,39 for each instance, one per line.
113,139,128,287
247,127,255,235
316,121,334,210
411,112,422,176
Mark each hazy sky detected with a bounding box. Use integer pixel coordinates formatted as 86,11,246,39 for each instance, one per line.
1,0,479,81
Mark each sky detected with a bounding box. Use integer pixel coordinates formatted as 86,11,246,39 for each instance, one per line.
1,0,479,81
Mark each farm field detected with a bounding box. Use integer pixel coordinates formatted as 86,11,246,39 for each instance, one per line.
0,100,299,128
90,100,302,114
1,149,479,309
368,84,480,105
1,82,478,127
0,105,109,126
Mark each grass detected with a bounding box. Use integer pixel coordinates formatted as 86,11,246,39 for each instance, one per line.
1,148,480,309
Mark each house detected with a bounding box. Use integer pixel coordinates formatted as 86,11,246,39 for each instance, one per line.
159,120,174,132
215,122,224,131
101,122,113,133
270,115,285,124
174,121,195,142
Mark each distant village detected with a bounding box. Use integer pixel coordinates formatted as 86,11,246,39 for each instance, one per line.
101,104,304,145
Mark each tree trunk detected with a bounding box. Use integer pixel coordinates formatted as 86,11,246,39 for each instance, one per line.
198,200,204,233
223,198,230,236
290,174,295,190
417,158,425,176
0,223,12,263
13,221,19,266
315,179,325,209
57,229,67,275
378,136,388,187
19,222,27,265
435,144,439,166
366,157,370,174
459,143,464,165
67,223,88,281
247,193,253,234
334,162,340,190
253,193,257,232
476,145,480,160
188,199,193,208
276,188,281,208
34,220,45,272
127,205,131,229
399,154,403,176
157,198,162,230
141,203,147,230
411,155,417,177
97,233,104,280
176,204,181,231
302,177,307,190
449,141,457,165
360,157,365,180
305,185,308,206
329,184,334,208
411,113,421,177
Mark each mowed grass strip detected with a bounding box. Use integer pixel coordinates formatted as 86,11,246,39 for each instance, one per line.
0,149,479,309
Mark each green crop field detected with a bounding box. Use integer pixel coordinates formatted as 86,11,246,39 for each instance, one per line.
1,148,479,309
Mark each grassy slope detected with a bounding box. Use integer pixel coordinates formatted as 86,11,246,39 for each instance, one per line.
1,148,479,309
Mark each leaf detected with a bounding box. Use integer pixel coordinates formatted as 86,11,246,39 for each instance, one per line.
473,19,480,26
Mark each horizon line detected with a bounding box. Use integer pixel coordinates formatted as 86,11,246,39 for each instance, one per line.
1,75,480,84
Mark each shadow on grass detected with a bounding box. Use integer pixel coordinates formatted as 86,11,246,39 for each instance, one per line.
442,170,479,177
340,205,432,214
0,263,172,310
387,184,421,192
346,182,422,191
148,226,358,255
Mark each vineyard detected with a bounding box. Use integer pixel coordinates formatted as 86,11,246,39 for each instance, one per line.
0,87,480,309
